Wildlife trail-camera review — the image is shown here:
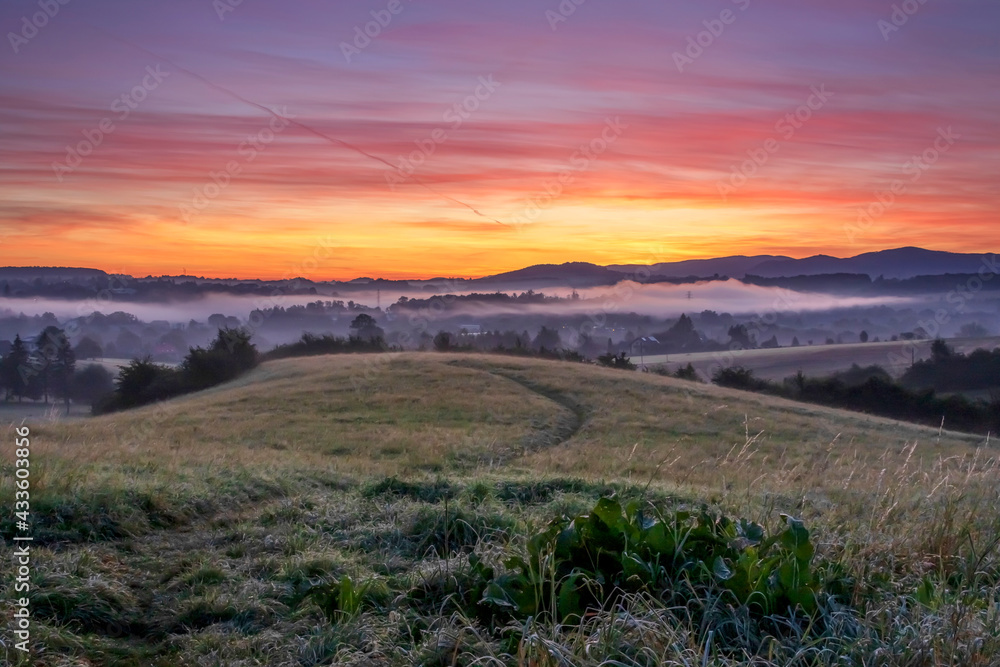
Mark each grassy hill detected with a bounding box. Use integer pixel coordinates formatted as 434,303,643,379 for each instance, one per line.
2,354,998,666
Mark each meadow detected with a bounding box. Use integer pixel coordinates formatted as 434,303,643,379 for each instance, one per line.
1,353,998,666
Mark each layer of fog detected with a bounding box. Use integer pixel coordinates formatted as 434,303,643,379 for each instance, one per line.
0,280,916,325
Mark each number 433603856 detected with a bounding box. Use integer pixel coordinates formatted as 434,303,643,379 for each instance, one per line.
14,425,31,525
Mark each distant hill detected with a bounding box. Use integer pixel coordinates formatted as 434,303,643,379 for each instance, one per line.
608,255,790,279
469,248,995,285
0,267,109,281
1,248,994,292
472,262,625,288
750,247,992,279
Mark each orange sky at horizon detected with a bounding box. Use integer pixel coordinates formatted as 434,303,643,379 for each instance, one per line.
5,174,994,279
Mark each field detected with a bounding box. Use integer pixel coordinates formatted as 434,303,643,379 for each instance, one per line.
643,336,1000,380
2,353,999,666
0,402,91,425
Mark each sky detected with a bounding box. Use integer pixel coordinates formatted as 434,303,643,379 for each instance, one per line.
0,0,998,279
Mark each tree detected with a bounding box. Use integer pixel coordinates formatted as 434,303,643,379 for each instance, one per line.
70,364,115,405
115,329,142,358
35,326,72,403
577,333,604,359
672,314,695,336
349,314,384,342
859,330,869,343
959,322,989,338
74,336,103,360
183,328,259,390
106,357,182,411
349,313,376,330
727,324,755,349
0,334,29,402
433,331,452,352
52,334,76,411
661,314,703,351
930,338,953,362
532,326,561,352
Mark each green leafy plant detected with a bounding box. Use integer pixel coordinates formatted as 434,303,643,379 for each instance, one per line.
482,496,841,624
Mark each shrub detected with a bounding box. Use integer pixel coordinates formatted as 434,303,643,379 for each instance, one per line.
597,352,636,370
712,366,770,391
264,331,387,360
673,362,698,381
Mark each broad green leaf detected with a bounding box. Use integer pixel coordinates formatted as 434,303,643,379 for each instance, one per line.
557,574,585,621
642,522,676,557
592,497,624,531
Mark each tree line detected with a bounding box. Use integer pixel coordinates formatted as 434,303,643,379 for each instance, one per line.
0,327,114,409
711,349,1000,436
93,328,259,414
901,340,1000,393
0,325,260,415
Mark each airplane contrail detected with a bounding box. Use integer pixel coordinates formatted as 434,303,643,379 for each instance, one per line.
91,27,510,227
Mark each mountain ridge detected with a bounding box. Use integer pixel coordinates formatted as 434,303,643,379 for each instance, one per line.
1,248,994,285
